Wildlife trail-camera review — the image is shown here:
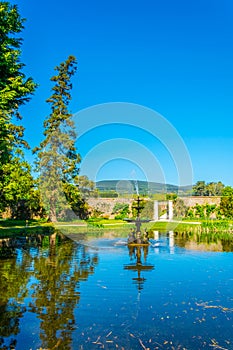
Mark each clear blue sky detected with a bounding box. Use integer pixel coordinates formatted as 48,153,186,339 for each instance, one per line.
12,0,233,186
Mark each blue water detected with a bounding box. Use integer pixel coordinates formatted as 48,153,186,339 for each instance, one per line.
0,232,232,349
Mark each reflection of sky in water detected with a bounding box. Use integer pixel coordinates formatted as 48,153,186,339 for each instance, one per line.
0,233,232,349
78,239,233,349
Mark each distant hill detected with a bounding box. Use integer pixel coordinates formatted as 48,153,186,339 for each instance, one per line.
96,180,192,195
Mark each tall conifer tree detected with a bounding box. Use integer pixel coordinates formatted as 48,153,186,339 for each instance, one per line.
34,56,81,222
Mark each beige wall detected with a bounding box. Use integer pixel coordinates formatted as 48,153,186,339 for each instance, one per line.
181,196,221,207
87,196,221,217
87,198,133,216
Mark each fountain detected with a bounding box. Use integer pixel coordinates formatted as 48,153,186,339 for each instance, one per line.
124,188,154,291
126,196,151,246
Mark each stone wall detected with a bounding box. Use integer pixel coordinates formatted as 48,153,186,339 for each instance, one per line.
181,196,221,207
87,198,133,216
87,196,221,217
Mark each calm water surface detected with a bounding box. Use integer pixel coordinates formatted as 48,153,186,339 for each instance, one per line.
0,231,233,350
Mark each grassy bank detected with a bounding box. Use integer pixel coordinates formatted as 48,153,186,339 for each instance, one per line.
1,218,233,238
0,218,131,238
0,219,55,236
149,221,200,233
149,220,233,234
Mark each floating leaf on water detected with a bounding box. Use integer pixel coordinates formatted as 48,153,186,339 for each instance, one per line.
196,302,233,313
209,338,228,350
138,338,149,350
93,336,101,344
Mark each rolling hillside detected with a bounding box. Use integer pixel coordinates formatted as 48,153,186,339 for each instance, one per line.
96,180,192,195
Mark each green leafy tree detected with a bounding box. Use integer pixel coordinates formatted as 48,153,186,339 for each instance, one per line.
220,186,233,218
193,181,225,197
34,56,83,222
192,181,206,196
205,182,224,196
62,182,89,220
0,157,44,219
0,2,37,216
0,2,36,160
221,186,233,197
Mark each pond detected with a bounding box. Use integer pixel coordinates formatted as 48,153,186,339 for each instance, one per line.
0,230,233,350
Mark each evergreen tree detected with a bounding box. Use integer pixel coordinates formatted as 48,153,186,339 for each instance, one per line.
34,56,81,222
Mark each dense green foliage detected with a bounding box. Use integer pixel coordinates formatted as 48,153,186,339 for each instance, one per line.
0,157,44,219
112,202,130,219
220,186,233,218
0,2,38,218
0,3,96,221
187,203,217,219
192,181,224,196
0,2,36,145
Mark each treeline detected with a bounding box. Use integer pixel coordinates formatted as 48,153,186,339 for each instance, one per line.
192,181,225,196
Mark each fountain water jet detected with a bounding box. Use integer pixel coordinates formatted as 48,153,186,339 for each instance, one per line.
126,196,151,246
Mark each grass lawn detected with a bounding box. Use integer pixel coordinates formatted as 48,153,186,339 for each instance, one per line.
0,219,54,236
150,219,233,234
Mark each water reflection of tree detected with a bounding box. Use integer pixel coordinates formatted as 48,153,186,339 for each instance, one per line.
30,232,98,349
175,231,233,252
0,248,31,349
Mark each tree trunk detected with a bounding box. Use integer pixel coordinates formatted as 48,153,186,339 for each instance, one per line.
49,196,57,222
